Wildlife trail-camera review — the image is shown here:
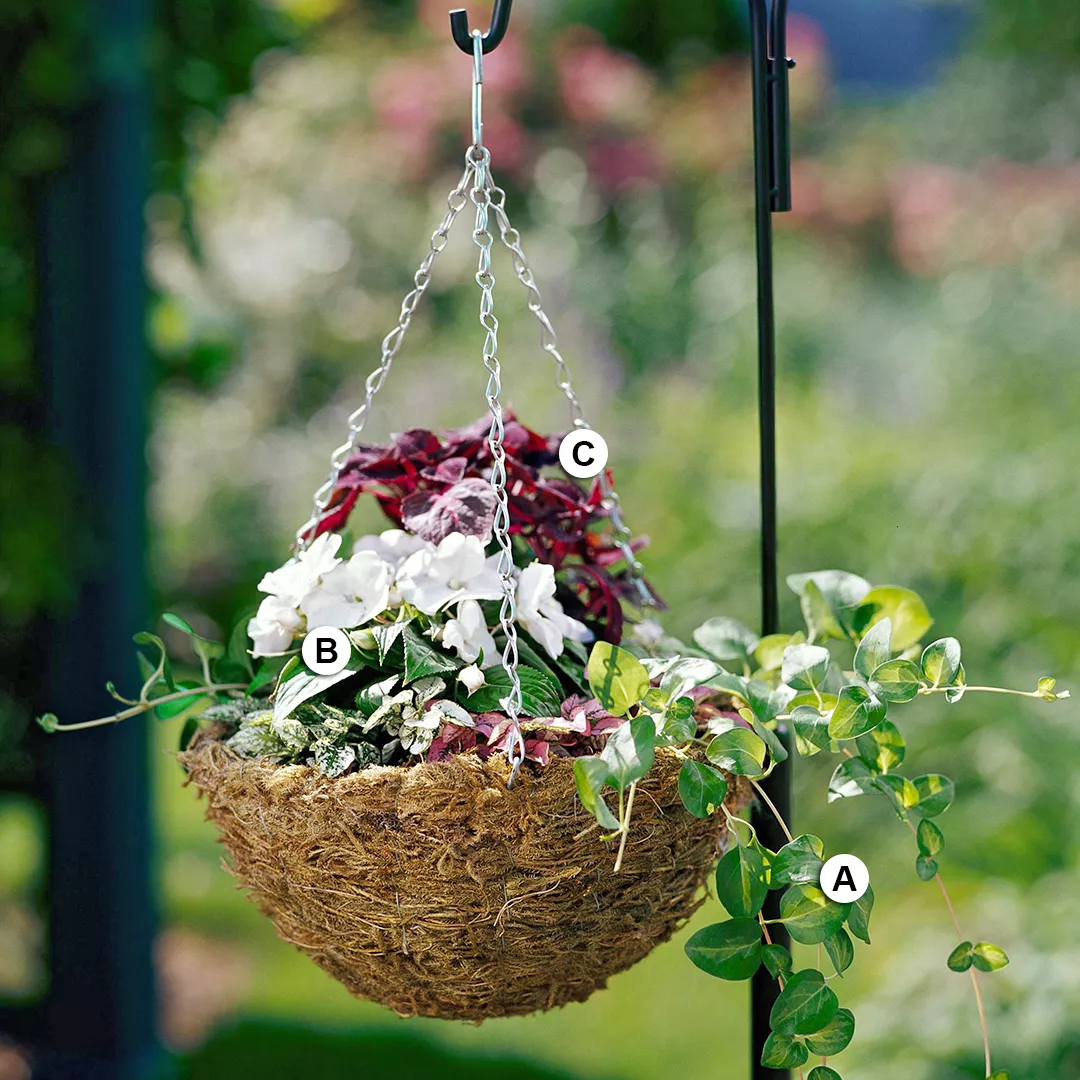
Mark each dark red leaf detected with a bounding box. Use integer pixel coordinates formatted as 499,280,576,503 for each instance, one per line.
400,477,497,543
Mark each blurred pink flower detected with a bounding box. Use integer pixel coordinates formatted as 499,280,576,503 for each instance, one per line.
555,29,655,130
585,136,663,193
889,163,963,276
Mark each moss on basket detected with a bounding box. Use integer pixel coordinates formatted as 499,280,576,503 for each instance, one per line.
180,733,749,1021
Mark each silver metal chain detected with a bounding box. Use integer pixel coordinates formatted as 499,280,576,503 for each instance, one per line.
484,175,655,608
469,34,526,784
294,160,476,549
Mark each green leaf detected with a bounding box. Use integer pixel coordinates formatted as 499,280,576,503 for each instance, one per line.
916,855,939,881
807,1069,843,1080
373,620,410,665
133,631,176,694
761,1031,809,1069
463,665,564,718
600,715,656,788
854,617,891,680
861,585,933,651
792,705,831,757
771,834,825,887
36,713,59,733
658,656,724,702
805,1008,855,1056
226,612,256,678
162,611,196,635
873,773,920,815
917,819,945,857
971,942,1010,972
869,658,923,702
692,616,759,666
921,637,962,688
587,642,650,716
178,715,199,751
828,758,879,802
312,740,356,778
770,968,839,1036
684,918,763,981
828,684,886,741
947,941,975,972
988,1073,1011,1080
761,943,794,981
354,673,401,718
781,644,831,692
856,719,906,773
823,928,854,976
154,685,207,721
273,667,360,724
779,885,851,945
658,695,697,745
911,774,955,818
401,625,459,682
754,633,793,673
572,757,621,831
787,571,872,640
678,760,728,818
847,885,874,944
945,662,967,703
706,728,767,777
715,843,769,919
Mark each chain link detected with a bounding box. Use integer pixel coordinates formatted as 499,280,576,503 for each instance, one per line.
294,160,476,549
485,174,655,608
469,143,526,784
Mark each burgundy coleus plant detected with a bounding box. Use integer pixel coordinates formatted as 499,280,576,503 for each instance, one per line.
306,414,661,642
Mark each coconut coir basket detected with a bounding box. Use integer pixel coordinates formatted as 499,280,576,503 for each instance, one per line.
181,733,748,1020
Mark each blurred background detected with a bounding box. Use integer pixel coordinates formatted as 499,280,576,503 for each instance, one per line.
2,0,1079,1077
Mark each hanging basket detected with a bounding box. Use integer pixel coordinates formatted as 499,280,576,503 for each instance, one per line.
181,734,747,1020
168,41,754,1022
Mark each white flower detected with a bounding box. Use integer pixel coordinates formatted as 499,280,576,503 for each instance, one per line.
396,532,503,615
515,561,593,660
352,529,431,570
299,550,393,629
248,596,303,657
442,599,499,666
248,532,344,656
257,532,342,606
457,664,486,694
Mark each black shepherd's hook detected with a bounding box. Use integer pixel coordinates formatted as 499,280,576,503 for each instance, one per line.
449,0,513,55
747,3,794,1080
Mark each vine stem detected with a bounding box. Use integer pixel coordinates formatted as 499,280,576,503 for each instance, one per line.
904,818,994,1079
919,684,1055,700
749,778,794,844
49,685,249,731
613,782,637,873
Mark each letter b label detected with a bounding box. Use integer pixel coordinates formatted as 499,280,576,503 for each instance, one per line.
302,626,351,675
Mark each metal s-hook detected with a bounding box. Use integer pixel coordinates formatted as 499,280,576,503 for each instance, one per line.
450,0,513,55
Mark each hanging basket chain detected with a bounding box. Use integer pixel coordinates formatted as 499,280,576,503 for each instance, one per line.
295,160,476,550
468,31,526,782
484,175,655,609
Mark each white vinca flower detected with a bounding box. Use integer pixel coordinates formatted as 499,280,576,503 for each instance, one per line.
300,550,393,630
441,599,499,667
248,532,344,656
396,532,502,615
515,561,593,660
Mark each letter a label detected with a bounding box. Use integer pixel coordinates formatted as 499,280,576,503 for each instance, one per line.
819,854,870,902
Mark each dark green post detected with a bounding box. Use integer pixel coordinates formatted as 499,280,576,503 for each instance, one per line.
36,0,157,1076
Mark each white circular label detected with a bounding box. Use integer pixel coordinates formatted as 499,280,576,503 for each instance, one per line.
301,626,351,675
819,854,870,902
558,428,609,479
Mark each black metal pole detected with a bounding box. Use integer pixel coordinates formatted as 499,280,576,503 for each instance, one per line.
747,2,793,1076
35,0,157,1076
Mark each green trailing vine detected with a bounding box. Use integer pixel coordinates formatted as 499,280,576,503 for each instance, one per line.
36,564,1067,1078
571,569,1067,1079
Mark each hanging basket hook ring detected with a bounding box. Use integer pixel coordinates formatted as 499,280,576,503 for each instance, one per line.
449,0,513,55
